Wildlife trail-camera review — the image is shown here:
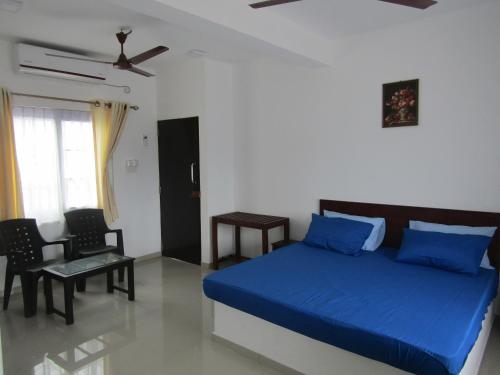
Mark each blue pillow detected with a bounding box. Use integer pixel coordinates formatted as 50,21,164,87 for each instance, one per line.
409,220,497,269
396,229,493,275
303,214,374,256
324,210,386,251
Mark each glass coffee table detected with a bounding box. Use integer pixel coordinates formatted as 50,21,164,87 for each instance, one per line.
43,253,135,325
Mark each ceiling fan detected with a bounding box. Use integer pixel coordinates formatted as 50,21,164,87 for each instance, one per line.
249,0,437,10
249,0,302,8
46,29,169,77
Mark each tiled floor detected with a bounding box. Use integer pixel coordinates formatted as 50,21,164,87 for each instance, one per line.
0,257,498,375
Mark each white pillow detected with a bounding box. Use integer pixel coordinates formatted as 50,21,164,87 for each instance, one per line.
324,210,386,251
409,220,497,269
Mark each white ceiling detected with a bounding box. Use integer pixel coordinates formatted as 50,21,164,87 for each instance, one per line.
0,0,268,66
259,0,495,38
0,0,495,68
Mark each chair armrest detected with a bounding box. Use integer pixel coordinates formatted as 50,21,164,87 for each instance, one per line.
45,238,69,246
43,238,74,260
106,229,122,234
105,229,124,255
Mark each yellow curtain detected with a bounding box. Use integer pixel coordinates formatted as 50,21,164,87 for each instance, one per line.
0,87,24,220
92,101,129,224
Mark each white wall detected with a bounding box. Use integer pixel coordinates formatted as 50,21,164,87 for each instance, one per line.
0,39,161,291
203,59,236,262
233,2,500,256
156,57,235,264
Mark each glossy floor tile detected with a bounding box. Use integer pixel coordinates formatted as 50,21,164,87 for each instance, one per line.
0,257,498,375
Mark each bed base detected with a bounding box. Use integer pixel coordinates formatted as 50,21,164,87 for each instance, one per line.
212,301,495,375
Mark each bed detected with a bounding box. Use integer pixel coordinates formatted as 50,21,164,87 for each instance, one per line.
203,200,500,375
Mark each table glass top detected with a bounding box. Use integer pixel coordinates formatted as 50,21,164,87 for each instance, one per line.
44,253,129,276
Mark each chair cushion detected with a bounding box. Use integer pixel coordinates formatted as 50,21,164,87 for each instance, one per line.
79,245,118,257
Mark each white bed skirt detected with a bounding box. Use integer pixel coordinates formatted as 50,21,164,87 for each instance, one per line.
212,301,495,375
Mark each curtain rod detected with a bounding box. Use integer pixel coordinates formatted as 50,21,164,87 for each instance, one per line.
11,92,139,111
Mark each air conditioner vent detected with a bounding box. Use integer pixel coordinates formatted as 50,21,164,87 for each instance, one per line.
17,44,108,83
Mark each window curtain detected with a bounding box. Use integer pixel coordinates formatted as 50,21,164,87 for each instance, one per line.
59,110,97,210
13,107,62,223
0,87,24,220
12,107,97,223
92,101,129,224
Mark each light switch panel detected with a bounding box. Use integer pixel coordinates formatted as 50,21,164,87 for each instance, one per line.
125,159,139,171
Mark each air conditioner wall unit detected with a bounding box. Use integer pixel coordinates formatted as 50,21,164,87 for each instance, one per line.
17,44,108,83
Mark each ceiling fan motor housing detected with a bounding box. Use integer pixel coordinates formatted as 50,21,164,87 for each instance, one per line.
114,53,132,69
116,31,130,45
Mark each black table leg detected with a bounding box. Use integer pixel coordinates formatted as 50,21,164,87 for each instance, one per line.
262,229,269,254
212,218,219,270
127,263,135,301
107,270,114,293
64,280,75,325
43,276,54,314
76,278,86,292
235,225,241,261
118,266,125,282
284,220,290,242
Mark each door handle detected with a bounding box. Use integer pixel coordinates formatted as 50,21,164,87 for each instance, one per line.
190,162,195,184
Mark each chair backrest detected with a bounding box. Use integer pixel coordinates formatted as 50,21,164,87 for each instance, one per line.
0,219,45,269
64,209,108,250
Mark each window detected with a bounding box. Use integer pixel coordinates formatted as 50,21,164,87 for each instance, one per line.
13,106,97,224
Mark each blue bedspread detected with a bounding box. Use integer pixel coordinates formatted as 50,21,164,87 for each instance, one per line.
203,243,498,375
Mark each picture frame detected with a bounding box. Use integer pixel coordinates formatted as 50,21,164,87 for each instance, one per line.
382,79,419,128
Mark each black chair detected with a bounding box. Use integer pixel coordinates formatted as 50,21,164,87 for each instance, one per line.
0,219,71,317
64,209,125,290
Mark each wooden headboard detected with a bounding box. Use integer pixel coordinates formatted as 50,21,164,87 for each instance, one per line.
319,199,500,270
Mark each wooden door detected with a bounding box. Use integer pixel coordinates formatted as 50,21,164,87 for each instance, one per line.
158,117,201,265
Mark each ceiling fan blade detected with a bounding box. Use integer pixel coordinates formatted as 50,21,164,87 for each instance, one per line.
378,0,437,9
127,66,155,77
128,46,169,65
249,0,302,9
45,53,114,64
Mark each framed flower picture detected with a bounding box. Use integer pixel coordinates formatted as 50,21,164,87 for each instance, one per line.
382,79,419,128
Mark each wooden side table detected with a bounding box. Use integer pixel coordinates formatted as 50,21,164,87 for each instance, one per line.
211,212,290,270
